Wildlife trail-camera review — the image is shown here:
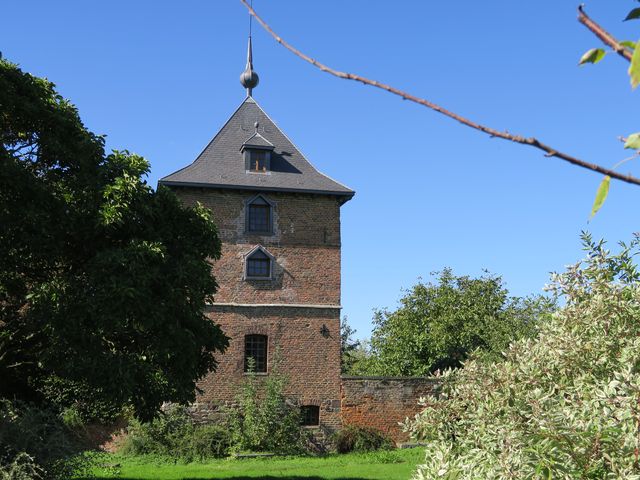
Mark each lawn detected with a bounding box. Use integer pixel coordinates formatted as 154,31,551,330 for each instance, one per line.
83,448,423,480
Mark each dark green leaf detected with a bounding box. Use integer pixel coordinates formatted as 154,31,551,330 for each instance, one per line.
579,48,606,65
624,133,640,150
625,8,640,21
590,176,610,219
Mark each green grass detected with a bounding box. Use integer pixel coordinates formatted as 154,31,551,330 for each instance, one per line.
82,448,423,480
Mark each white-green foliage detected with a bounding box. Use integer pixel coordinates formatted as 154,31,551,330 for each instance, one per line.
407,233,640,479
0,453,44,480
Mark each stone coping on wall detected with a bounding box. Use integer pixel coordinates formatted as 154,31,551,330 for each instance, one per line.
207,302,342,309
341,375,438,381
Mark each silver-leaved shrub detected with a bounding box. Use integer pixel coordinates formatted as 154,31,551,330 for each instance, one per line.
407,233,640,479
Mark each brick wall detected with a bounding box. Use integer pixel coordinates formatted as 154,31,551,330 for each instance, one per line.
340,376,439,443
171,186,344,434
173,187,342,305
196,305,342,431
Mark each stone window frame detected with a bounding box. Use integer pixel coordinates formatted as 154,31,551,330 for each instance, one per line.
244,334,268,373
243,245,275,281
245,194,275,235
300,405,320,426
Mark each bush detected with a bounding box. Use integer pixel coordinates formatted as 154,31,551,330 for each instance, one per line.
119,405,231,461
333,425,393,454
0,400,91,479
407,233,640,479
0,453,44,480
228,357,307,454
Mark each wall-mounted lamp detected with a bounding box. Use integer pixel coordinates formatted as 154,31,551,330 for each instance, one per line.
320,324,330,338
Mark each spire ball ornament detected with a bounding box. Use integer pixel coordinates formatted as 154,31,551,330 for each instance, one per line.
240,36,259,96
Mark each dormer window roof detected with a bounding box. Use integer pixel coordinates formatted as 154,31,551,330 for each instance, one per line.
240,132,274,152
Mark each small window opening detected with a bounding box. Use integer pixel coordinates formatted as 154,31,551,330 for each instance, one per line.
248,196,271,233
244,149,270,173
251,150,267,172
246,249,271,278
244,334,267,373
300,405,320,426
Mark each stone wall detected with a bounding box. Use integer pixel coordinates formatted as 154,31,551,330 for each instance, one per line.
341,376,439,443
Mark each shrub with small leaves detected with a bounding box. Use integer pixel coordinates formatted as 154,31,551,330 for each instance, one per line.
407,232,640,479
0,453,44,480
0,400,92,479
228,357,307,454
119,405,231,461
333,425,393,454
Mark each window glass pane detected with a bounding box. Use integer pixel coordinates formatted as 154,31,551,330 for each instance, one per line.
250,151,267,172
300,405,320,426
244,335,267,372
248,204,270,232
247,256,270,277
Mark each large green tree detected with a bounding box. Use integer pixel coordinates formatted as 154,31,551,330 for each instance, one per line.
353,269,553,377
0,58,228,420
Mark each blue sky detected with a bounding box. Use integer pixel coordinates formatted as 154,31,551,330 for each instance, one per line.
2,1,638,339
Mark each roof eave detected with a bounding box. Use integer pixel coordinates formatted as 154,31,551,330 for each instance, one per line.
158,179,355,203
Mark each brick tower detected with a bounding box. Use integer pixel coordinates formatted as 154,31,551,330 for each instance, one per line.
158,37,354,434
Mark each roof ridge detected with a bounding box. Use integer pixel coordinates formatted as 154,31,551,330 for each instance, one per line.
159,97,254,182
250,99,354,193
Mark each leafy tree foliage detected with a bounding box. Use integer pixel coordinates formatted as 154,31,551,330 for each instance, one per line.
355,269,553,377
0,58,228,421
228,357,306,454
407,234,640,478
340,316,361,374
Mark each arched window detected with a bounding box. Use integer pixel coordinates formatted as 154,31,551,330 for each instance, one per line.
246,194,273,234
244,334,267,373
244,246,274,280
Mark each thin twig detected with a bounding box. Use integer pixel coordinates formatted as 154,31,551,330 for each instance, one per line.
578,5,633,62
613,152,640,170
240,0,640,186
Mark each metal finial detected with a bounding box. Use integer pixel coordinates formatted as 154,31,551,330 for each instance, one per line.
240,1,259,96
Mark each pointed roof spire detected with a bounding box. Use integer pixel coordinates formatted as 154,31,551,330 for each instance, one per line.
239,3,259,97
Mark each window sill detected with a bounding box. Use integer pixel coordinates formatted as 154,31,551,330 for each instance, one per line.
244,276,273,281
243,372,268,376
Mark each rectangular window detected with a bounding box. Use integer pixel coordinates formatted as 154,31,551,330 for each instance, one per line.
244,335,267,373
300,405,320,426
248,203,270,232
247,257,269,277
250,150,267,172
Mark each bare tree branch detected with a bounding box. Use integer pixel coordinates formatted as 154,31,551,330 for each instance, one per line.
240,0,640,186
578,5,632,62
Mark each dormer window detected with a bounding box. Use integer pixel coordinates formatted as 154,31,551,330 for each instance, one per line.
244,246,274,280
241,131,274,174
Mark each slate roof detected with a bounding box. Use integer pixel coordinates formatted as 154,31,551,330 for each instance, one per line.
241,131,273,150
159,97,354,201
